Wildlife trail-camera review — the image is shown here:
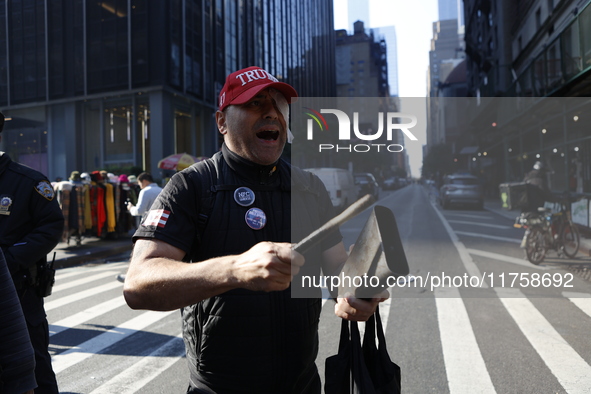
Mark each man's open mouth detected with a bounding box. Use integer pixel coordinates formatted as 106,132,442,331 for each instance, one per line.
256,130,279,141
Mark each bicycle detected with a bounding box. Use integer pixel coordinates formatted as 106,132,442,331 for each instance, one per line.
514,201,580,265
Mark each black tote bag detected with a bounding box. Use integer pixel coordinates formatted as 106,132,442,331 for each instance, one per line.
325,308,401,394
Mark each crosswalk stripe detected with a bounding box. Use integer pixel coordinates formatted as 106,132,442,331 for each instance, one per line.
447,220,511,229
435,287,496,393
52,310,176,374
466,248,551,270
496,288,591,393
55,262,128,280
45,281,122,312
563,292,591,319
89,334,184,394
50,296,128,337
52,271,120,293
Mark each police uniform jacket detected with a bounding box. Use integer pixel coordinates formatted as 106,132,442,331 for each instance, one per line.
0,152,64,324
0,249,37,393
134,144,341,393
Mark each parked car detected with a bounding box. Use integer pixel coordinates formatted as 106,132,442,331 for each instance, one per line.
354,173,380,200
303,168,358,212
439,174,483,209
383,177,398,190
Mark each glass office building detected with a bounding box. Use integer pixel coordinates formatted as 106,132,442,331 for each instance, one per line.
0,0,335,179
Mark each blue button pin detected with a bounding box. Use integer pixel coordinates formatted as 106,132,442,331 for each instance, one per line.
245,207,266,230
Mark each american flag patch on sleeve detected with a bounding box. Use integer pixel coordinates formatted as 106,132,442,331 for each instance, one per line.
142,209,170,228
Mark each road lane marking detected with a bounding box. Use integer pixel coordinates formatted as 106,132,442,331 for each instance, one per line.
435,287,496,393
50,296,128,337
52,271,120,293
52,310,176,374
45,282,122,312
456,231,521,244
89,334,184,394
447,220,511,230
496,288,591,393
431,203,487,286
466,249,551,270
563,292,591,319
446,213,492,220
55,262,128,280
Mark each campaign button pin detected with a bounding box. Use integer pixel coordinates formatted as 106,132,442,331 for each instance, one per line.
245,207,266,230
234,187,255,206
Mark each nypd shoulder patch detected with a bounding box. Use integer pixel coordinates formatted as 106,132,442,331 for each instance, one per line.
35,181,55,201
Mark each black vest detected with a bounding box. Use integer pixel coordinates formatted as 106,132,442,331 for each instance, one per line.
183,148,332,393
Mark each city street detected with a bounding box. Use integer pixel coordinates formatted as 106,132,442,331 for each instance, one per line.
47,183,591,393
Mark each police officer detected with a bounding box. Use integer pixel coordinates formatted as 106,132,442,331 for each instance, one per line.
0,111,64,394
0,248,37,394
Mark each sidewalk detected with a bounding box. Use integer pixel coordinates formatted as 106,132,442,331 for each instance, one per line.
49,234,134,269
484,198,591,257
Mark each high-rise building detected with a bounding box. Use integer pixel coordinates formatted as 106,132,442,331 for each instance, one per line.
428,20,462,98
344,1,398,97
335,21,407,175
336,21,389,98
462,0,591,198
372,26,399,97
347,0,370,34
439,0,465,34
425,18,465,161
0,0,335,179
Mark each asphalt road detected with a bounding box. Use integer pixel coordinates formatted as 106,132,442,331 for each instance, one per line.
47,183,591,393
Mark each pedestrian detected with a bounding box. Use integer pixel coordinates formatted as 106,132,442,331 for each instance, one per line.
123,66,387,393
126,172,162,220
117,172,163,283
0,111,64,394
0,247,37,394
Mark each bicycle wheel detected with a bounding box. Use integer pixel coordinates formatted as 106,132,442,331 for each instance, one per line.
525,227,546,265
560,222,580,258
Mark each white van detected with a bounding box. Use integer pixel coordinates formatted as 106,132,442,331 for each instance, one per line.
303,168,358,212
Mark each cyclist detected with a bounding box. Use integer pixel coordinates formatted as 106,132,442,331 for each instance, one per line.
520,161,557,248
524,161,555,209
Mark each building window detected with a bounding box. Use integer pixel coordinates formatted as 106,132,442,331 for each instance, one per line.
9,0,47,103
174,109,193,154
87,0,130,93
0,107,48,175
536,8,542,30
104,103,134,169
131,0,149,87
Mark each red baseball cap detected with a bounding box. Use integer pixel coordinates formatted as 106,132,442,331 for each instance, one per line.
218,66,298,111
